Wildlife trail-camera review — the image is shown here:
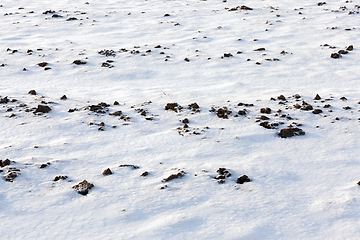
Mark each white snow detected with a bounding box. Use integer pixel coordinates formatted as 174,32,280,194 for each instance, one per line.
1,0,360,239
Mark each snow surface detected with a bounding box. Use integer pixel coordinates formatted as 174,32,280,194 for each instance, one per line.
1,0,360,239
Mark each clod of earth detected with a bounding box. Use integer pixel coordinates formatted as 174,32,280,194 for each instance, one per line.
165,103,183,112
0,159,11,168
109,111,122,116
254,48,265,51
346,45,353,51
188,102,200,112
301,101,313,111
240,5,253,10
237,175,251,184
162,171,185,182
72,180,94,195
4,169,20,182
314,94,321,100
119,164,139,169
40,163,50,169
223,53,233,57
257,115,270,120
37,62,48,67
0,96,9,104
216,107,232,119
338,50,348,55
277,95,286,101
260,108,271,114
28,90,37,95
141,171,149,177
313,109,323,114
102,168,113,176
113,101,119,105
54,176,68,181
279,127,305,138
182,118,189,124
66,17,78,21
73,60,87,65
34,105,51,114
60,95,67,100
331,53,341,59
340,97,347,101
184,58,190,62
238,109,247,116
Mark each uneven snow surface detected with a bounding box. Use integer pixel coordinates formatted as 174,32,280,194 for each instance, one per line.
1,0,360,239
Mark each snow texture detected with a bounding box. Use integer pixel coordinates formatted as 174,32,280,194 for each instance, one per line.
1,0,360,239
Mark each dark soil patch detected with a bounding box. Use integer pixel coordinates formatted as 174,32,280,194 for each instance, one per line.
102,168,113,176
338,50,348,55
240,5,253,10
119,164,139,169
301,101,313,111
260,108,271,114
165,103,183,112
312,109,323,114
34,105,51,114
162,171,185,182
238,109,247,116
54,175,68,181
215,168,231,184
260,121,280,129
184,58,190,62
60,95,67,100
73,60,86,65
331,53,341,58
109,110,122,116
0,159,11,168
216,107,232,119
343,106,351,110
279,127,305,138
346,45,353,51
72,180,94,195
40,162,50,169
66,17,78,21
257,115,270,120
4,169,20,182
37,62,48,67
254,48,265,51
277,95,286,101
98,49,116,57
141,171,149,177
0,96,9,104
188,102,200,112
237,175,251,184
314,94,321,100
182,118,189,124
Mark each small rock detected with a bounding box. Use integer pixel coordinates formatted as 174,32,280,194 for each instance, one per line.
73,60,86,65
60,95,67,100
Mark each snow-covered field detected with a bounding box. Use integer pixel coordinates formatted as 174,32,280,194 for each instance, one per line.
1,0,360,239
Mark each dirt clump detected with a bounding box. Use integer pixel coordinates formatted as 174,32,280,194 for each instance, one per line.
102,168,113,176
73,60,86,65
162,171,185,182
54,176,68,181
34,105,52,114
217,107,232,119
165,103,183,112
279,127,305,138
188,102,200,112
72,180,94,195
119,164,139,169
237,175,251,184
312,109,323,114
260,108,271,114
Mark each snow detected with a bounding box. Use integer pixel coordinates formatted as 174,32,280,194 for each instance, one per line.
1,0,360,239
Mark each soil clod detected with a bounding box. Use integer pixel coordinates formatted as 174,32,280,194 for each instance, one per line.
72,180,94,195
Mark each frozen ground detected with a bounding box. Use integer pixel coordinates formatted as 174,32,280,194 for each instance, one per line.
0,0,360,239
